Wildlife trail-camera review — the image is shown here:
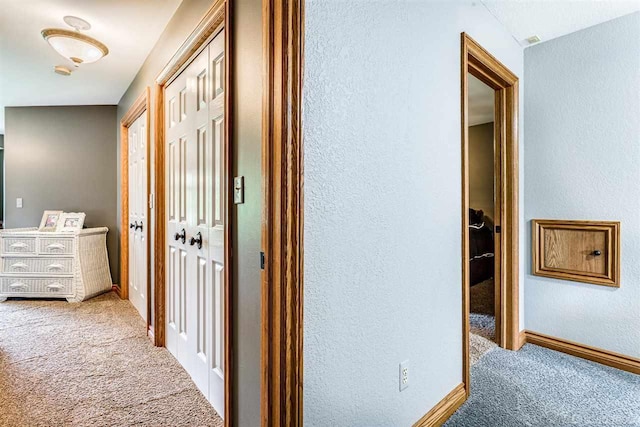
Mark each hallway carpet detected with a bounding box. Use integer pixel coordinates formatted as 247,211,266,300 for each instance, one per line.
445,344,640,427
0,292,223,427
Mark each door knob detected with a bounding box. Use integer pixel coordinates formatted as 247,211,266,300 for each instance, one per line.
174,228,186,244
189,232,203,249
129,222,136,229
593,250,602,256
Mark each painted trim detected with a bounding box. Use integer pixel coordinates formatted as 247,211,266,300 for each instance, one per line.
261,0,305,425
461,32,520,396
413,383,467,427
523,331,640,375
152,1,232,425
119,87,151,331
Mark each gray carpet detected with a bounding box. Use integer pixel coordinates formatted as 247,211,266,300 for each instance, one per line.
445,344,640,427
0,292,223,426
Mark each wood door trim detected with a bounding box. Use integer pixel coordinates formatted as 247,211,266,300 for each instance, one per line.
119,87,151,324
261,0,305,425
152,1,232,424
461,32,520,397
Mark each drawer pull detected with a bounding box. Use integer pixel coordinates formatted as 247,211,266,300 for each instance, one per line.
47,283,64,290
47,263,65,271
45,243,66,251
10,242,28,249
9,282,27,290
9,262,28,271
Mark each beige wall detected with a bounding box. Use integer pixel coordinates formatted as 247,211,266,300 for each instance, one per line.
4,106,118,276
116,0,263,424
469,122,495,219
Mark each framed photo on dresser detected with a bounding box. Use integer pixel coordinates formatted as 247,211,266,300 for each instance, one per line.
58,212,86,232
38,210,63,232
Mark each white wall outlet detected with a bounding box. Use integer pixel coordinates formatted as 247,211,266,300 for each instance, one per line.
16,198,23,208
399,360,409,391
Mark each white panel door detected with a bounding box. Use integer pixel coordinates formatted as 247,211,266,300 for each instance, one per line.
128,111,148,323
165,68,190,370
206,32,226,417
164,29,226,418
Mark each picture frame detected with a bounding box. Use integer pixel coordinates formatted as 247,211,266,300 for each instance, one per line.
39,210,64,232
58,212,86,232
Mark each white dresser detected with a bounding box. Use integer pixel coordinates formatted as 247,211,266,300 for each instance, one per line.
0,227,113,302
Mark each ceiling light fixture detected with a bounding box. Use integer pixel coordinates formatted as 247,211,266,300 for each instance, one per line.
42,16,109,66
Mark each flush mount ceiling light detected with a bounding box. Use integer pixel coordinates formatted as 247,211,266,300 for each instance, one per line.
42,16,109,66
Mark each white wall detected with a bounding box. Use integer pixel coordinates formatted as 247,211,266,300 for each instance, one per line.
303,1,524,425
524,12,640,358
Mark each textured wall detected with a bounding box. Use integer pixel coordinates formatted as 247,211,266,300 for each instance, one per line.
303,1,524,425
4,106,118,278
117,0,263,424
469,122,495,218
524,12,640,357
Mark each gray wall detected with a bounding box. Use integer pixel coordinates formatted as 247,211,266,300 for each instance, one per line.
469,122,495,218
4,106,118,278
117,0,263,424
524,12,640,358
303,1,524,425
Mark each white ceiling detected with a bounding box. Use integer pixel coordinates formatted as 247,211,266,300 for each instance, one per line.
468,74,494,126
481,0,640,47
0,0,183,134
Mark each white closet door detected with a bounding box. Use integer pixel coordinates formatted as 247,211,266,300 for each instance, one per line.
128,111,148,323
186,45,211,397
165,68,190,370
206,32,225,417
164,29,226,418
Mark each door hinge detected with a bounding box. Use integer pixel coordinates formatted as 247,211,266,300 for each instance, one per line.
260,251,265,270
495,225,501,234
149,193,154,209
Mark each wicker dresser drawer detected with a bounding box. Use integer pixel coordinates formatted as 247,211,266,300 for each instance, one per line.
39,238,74,255
0,277,74,295
3,237,37,254
2,257,74,275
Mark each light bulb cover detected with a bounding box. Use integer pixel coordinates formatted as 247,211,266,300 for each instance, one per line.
42,28,109,65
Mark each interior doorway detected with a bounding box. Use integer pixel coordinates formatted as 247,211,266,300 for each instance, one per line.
461,33,521,396
467,73,498,358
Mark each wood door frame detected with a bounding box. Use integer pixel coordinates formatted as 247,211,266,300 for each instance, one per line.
261,0,305,425
461,32,521,395
119,87,152,331
152,0,232,424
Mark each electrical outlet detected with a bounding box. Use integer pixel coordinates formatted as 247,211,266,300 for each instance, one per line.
399,360,409,391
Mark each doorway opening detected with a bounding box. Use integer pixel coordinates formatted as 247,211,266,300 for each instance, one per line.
461,33,521,396
467,73,497,361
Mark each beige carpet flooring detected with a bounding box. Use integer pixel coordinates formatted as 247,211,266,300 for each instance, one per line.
469,278,497,364
0,292,223,427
